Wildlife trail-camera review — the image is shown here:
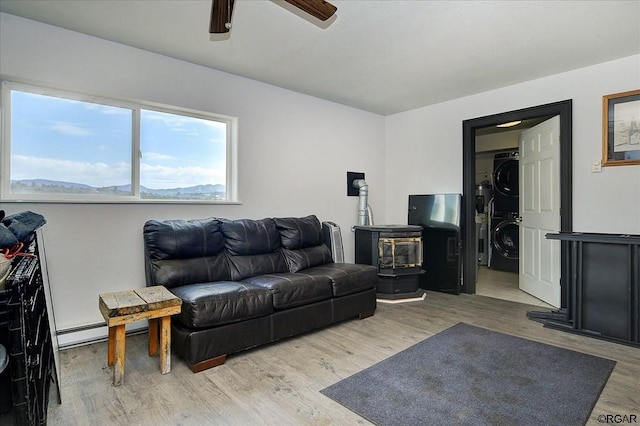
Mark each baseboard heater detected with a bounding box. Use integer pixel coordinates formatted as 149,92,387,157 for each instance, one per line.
57,322,147,349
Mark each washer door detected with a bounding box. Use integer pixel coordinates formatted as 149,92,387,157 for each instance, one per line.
492,219,519,259
494,159,519,197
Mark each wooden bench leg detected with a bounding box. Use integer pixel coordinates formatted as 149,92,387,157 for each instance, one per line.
107,326,116,366
148,318,159,356
113,324,126,386
159,316,171,374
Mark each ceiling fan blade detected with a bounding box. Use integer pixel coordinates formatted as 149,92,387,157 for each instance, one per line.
283,0,337,21
210,0,235,34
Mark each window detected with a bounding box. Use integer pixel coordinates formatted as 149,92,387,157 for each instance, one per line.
139,109,228,201
1,81,236,203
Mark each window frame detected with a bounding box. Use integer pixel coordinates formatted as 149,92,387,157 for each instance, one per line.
0,80,238,204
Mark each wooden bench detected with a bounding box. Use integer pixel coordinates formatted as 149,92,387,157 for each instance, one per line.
98,286,181,386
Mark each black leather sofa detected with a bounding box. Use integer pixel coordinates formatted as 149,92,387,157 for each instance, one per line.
143,215,378,372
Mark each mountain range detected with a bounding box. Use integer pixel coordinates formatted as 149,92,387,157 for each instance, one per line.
11,179,225,196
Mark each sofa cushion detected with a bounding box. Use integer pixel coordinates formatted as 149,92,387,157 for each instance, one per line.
226,253,288,281
282,245,333,273
242,273,333,310
302,263,379,297
274,216,333,272
143,218,231,287
221,218,288,280
274,215,323,249
146,256,230,289
144,218,224,260
170,281,273,329
221,218,282,255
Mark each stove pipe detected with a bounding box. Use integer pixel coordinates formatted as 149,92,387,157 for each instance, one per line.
353,179,374,226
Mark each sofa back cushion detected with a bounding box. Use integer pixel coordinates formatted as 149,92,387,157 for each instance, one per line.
281,245,334,273
143,218,231,288
275,215,324,249
220,218,287,280
274,216,333,272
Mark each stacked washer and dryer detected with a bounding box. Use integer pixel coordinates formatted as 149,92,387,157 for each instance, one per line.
489,151,519,273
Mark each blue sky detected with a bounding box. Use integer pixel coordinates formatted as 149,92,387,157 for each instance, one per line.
10,90,227,189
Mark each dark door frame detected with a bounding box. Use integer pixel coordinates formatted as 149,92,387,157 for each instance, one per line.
461,100,573,308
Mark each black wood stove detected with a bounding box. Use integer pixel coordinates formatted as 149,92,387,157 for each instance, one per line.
354,225,424,299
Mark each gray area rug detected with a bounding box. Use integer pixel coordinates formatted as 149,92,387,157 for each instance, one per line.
321,323,616,426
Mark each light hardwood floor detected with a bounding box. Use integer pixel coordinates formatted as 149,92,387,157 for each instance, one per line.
36,290,639,426
476,266,554,308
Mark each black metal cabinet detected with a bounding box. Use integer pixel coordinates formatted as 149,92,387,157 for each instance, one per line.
408,194,463,294
534,232,640,346
0,284,11,414
4,238,56,425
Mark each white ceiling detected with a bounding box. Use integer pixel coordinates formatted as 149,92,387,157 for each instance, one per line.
1,0,639,115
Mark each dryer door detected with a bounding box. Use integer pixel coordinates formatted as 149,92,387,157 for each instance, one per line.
494,159,519,197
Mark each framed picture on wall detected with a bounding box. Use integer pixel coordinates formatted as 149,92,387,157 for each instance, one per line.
602,89,640,167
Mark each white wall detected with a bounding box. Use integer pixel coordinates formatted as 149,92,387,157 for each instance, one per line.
384,55,640,235
0,13,386,341
475,130,520,153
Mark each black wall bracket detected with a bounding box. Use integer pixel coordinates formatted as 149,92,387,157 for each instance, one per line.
347,171,365,196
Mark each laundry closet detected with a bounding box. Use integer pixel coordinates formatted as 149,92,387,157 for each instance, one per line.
475,127,521,274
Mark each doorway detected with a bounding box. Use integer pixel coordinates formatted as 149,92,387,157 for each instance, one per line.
474,118,551,305
461,100,573,309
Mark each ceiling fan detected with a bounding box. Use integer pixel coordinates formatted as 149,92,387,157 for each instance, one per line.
210,0,337,33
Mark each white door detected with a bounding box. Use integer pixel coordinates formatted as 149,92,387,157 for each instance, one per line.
519,116,561,307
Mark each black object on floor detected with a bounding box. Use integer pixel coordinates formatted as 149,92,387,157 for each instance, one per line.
532,232,640,348
321,322,616,426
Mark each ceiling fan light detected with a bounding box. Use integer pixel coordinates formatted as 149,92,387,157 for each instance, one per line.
496,121,522,128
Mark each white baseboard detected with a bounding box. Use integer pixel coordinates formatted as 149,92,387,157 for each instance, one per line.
56,322,147,349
